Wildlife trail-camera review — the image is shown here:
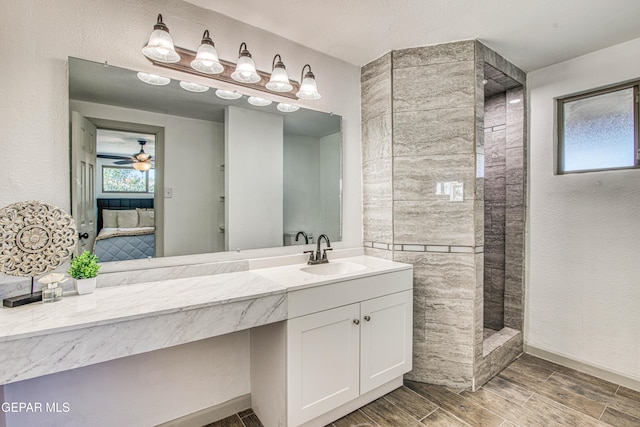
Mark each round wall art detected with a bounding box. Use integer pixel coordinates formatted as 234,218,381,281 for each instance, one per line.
0,201,78,277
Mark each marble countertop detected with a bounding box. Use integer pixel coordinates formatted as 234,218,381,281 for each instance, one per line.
0,254,411,344
0,271,285,343
251,255,412,291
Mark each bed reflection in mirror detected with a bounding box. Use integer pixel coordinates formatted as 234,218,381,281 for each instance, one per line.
69,57,342,264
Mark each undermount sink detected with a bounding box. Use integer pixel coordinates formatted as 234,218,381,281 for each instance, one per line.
300,261,367,276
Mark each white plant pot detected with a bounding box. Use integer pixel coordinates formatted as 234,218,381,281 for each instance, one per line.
75,277,97,295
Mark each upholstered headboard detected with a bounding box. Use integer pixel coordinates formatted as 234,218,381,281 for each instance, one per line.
96,198,154,231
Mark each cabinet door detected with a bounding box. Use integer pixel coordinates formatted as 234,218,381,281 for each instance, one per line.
360,290,413,394
287,303,361,426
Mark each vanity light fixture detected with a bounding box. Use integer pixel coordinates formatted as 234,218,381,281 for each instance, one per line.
191,30,224,74
296,64,321,100
247,96,272,107
215,89,242,100
179,81,210,92
265,54,293,93
137,72,170,86
277,103,300,113
231,43,261,84
142,14,181,63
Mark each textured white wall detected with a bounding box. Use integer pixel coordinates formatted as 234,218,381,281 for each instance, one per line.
0,0,360,425
527,37,640,381
4,333,250,427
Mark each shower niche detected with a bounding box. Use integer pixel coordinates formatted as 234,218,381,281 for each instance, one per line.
474,58,526,387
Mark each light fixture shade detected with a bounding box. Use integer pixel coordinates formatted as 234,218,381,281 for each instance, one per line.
179,81,210,92
248,96,272,107
231,43,261,84
137,72,170,86
277,103,300,113
266,54,293,93
191,30,224,74
296,64,321,100
215,89,242,100
142,14,180,63
133,161,153,171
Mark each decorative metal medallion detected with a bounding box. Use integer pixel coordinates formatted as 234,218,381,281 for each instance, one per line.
0,201,77,277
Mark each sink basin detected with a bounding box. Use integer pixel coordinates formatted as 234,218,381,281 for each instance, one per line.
300,262,367,276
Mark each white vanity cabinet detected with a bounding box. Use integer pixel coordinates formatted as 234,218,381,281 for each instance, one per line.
287,290,413,426
250,266,413,427
287,303,361,425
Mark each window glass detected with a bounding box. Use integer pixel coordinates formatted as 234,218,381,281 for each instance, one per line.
561,87,635,172
103,167,152,193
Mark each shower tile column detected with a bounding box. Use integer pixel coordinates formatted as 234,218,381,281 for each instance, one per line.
361,53,393,260
361,40,526,389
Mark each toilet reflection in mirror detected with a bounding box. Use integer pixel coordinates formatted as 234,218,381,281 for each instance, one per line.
69,57,342,264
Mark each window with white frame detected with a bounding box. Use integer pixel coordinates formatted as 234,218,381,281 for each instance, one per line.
557,82,639,174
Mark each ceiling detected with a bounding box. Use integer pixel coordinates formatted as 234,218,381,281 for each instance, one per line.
183,0,640,71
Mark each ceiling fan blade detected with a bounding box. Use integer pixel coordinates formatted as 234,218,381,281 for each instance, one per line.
98,154,131,160
114,160,135,165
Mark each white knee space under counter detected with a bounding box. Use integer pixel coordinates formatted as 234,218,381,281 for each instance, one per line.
0,251,412,427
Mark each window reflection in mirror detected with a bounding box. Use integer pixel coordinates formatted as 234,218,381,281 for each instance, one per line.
68,57,342,265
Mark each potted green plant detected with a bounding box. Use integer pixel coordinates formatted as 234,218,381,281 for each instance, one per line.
67,250,100,295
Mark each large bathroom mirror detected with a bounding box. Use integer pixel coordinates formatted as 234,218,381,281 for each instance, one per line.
69,57,342,264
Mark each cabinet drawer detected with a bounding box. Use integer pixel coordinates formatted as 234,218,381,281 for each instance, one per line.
288,269,413,318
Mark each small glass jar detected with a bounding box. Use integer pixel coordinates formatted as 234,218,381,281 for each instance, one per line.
42,283,63,303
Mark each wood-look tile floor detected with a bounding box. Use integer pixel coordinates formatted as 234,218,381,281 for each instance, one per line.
206,354,640,427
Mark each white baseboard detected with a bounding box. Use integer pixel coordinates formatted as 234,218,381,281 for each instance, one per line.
156,394,251,427
525,345,640,392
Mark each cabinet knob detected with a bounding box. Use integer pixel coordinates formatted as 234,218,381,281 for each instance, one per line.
364,315,371,322
353,319,360,325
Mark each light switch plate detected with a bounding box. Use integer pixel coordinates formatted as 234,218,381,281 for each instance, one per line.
164,187,173,198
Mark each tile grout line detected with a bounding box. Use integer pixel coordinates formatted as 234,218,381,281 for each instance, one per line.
357,408,381,427
614,384,620,395
381,391,435,424
597,404,608,421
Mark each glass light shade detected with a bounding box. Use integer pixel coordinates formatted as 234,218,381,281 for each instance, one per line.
277,103,300,113
137,72,170,86
142,16,180,63
247,96,272,107
215,89,242,100
266,66,293,93
191,41,224,74
133,161,152,171
179,81,210,93
231,54,261,84
296,75,321,100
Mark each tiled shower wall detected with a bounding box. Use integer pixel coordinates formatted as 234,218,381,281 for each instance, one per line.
361,40,526,389
484,94,507,331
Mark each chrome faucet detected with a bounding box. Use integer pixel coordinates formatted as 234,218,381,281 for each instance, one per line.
295,231,309,244
305,234,332,265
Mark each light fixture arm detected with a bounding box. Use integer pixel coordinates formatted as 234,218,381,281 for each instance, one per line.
201,29,214,46
154,14,168,32
239,42,250,57
272,54,284,70
301,64,314,81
